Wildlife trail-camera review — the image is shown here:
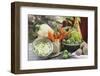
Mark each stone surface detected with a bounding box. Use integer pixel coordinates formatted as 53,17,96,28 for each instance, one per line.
28,43,88,61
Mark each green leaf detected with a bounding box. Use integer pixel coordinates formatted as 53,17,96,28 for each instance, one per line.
76,17,81,22
66,16,74,21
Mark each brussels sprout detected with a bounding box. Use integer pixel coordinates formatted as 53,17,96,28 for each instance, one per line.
64,30,82,44
64,50,69,53
70,37,75,43
75,41,79,44
63,54,69,59
66,39,71,44
68,52,71,57
62,50,70,59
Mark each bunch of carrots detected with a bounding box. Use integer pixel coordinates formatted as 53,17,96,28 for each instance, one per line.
48,27,69,42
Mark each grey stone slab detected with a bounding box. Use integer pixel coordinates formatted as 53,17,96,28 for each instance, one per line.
28,43,88,61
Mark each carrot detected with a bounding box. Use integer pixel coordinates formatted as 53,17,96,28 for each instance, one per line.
59,34,64,41
59,28,64,34
55,33,59,39
57,32,60,39
48,28,69,42
59,27,70,40
48,31,55,41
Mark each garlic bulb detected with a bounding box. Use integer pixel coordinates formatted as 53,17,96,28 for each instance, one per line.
83,45,88,55
80,41,87,49
75,48,82,56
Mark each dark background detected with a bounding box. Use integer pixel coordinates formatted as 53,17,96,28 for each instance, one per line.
80,17,88,42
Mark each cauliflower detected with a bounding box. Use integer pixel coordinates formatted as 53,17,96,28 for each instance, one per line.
37,24,54,37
